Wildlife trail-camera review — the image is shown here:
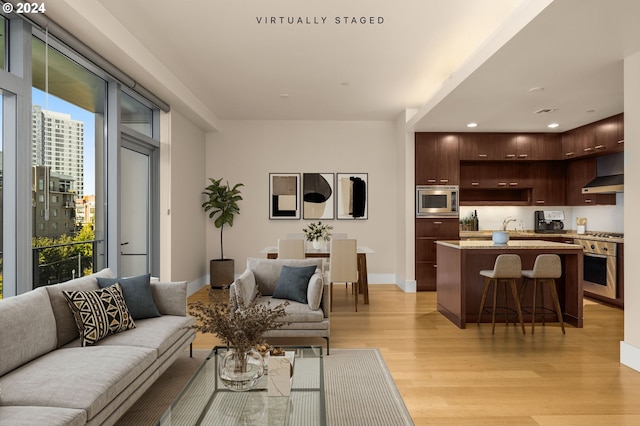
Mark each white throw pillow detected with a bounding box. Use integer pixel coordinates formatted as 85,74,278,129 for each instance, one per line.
235,269,257,307
307,271,324,311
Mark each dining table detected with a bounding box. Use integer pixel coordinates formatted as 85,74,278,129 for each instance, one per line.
261,246,374,305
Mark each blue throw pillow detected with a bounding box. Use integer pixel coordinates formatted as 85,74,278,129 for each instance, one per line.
97,273,160,320
272,265,317,304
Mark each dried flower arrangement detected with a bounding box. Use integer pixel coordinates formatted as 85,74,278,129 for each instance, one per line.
302,221,333,242
188,289,289,355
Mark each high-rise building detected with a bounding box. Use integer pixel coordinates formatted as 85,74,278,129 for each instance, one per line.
32,105,85,196
32,165,77,238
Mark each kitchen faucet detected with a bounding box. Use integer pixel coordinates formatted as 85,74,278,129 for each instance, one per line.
502,216,517,231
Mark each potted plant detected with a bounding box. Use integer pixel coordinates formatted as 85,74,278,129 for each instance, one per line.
188,289,288,391
202,178,243,288
303,221,333,249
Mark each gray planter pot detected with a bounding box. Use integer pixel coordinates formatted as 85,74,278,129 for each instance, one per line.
210,258,235,289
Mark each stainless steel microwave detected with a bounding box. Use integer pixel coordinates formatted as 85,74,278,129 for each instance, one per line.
416,185,459,217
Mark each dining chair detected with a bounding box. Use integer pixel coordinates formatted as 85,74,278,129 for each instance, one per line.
278,239,305,259
324,233,348,272
329,239,359,312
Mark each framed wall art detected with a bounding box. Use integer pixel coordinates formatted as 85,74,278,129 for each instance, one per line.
269,173,300,219
336,173,368,220
303,173,334,220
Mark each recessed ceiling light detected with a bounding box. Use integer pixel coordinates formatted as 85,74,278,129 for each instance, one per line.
279,94,289,99
466,122,478,128
529,87,545,92
547,123,560,128
586,109,595,113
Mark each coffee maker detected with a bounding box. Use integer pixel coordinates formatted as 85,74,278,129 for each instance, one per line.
534,210,566,233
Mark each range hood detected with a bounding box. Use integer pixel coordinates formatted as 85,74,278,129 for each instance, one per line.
582,152,624,194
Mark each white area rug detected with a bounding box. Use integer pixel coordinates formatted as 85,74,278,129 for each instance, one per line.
117,348,413,425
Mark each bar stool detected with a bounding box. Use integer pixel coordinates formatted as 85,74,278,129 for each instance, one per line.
520,254,565,334
477,254,526,335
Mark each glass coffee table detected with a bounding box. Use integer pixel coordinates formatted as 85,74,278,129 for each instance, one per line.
158,346,326,425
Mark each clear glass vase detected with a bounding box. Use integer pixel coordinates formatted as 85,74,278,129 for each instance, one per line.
218,348,265,391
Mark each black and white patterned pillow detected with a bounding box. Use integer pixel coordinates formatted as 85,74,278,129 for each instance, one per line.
63,283,136,346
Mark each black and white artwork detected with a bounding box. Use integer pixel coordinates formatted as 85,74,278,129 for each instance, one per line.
303,173,334,220
336,173,368,220
269,173,300,219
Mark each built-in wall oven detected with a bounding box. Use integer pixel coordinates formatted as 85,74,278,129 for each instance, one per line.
574,238,617,299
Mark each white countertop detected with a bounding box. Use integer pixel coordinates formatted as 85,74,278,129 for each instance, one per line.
261,246,375,254
436,240,582,250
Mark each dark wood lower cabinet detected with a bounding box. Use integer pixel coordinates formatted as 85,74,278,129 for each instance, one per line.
416,218,459,291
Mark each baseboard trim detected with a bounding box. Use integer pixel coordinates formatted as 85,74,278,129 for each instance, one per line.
620,341,640,372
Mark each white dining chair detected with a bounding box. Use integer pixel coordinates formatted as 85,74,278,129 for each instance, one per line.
278,239,305,259
329,239,359,312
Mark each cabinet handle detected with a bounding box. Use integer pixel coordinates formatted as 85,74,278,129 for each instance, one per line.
439,179,448,184
471,182,480,186
498,182,507,186
536,200,545,204
565,152,575,156
584,147,593,152
433,221,442,225
478,154,488,158
585,199,592,203
505,154,516,158
595,145,605,150
433,264,438,268
518,154,528,158
427,179,436,183
509,182,518,186
618,139,625,144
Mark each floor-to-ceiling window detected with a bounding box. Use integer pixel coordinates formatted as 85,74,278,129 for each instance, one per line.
31,36,107,287
0,14,163,296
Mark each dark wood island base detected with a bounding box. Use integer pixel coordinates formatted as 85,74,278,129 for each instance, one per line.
436,240,584,329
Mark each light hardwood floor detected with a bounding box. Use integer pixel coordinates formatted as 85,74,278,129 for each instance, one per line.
190,284,640,425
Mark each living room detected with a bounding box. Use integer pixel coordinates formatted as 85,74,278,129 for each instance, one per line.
2,1,640,424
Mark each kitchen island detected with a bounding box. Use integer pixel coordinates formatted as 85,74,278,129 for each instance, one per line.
436,239,584,329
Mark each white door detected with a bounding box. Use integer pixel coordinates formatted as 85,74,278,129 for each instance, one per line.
120,145,151,276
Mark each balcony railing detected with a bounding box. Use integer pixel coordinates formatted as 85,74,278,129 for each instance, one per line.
32,239,102,289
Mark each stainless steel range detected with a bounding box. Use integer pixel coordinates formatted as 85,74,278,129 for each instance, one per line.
574,236,619,299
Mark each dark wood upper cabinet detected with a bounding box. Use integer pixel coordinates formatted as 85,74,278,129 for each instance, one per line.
531,161,565,206
561,130,577,159
415,133,459,185
460,133,561,161
595,113,624,154
565,157,616,206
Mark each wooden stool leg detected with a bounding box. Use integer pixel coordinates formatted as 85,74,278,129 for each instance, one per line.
509,279,526,335
531,279,538,334
477,277,491,326
491,279,498,335
502,280,510,327
548,279,566,334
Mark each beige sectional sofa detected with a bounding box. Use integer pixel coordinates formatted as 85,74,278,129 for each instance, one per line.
230,257,330,354
0,268,195,426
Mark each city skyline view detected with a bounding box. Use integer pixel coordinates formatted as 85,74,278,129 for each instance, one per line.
32,88,96,196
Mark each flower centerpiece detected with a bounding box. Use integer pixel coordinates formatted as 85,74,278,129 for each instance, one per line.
188,289,288,391
303,221,333,249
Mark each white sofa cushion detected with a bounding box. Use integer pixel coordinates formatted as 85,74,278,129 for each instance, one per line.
0,345,155,420
0,288,57,376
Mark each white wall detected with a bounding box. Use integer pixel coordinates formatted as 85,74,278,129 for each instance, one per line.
622,51,640,371
206,120,398,283
160,109,208,293
459,196,624,233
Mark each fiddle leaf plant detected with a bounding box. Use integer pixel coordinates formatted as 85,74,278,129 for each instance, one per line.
202,178,244,260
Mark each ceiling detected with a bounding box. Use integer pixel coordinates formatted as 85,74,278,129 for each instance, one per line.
42,0,640,133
